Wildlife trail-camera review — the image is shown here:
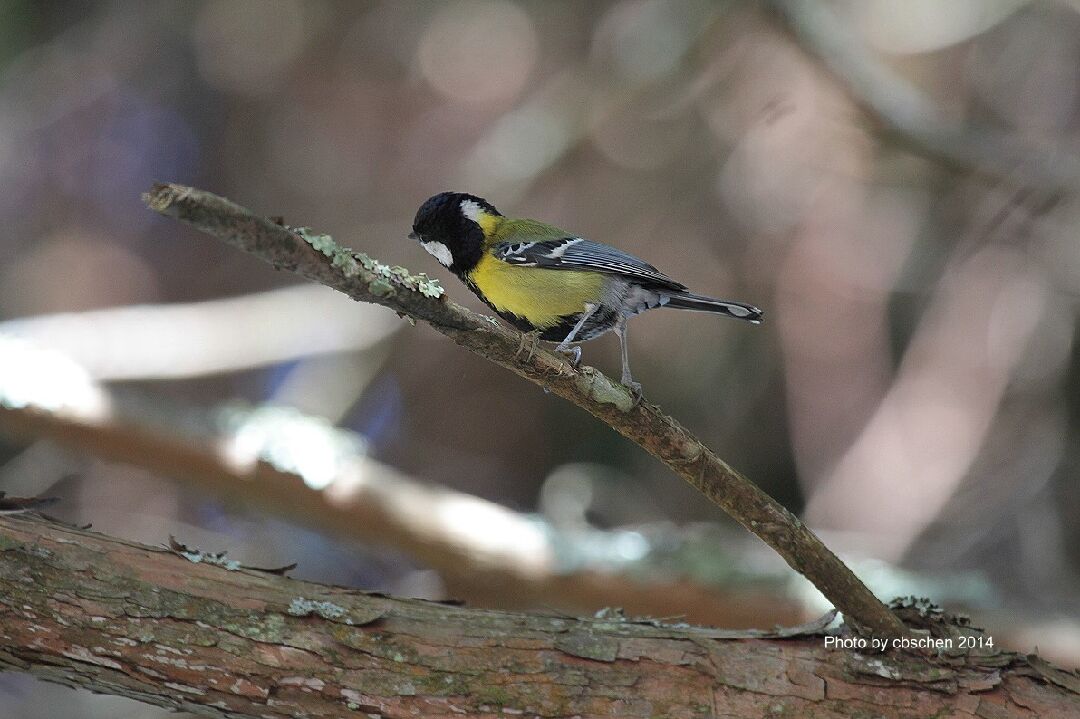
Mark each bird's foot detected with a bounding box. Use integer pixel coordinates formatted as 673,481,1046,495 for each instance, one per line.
621,376,643,405
555,344,583,368
515,329,543,361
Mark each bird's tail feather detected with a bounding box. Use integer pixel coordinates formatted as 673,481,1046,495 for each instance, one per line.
664,292,763,323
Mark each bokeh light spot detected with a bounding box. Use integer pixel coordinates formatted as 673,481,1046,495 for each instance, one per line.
465,105,568,185
193,0,310,95
593,0,704,84
841,0,1029,55
1,232,159,316
417,0,537,105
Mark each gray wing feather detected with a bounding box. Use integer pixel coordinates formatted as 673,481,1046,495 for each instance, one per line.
494,238,687,291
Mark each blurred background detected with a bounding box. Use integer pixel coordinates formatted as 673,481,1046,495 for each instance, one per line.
1,0,1079,715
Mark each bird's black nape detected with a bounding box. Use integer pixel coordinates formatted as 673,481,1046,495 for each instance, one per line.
411,192,500,275
415,192,500,225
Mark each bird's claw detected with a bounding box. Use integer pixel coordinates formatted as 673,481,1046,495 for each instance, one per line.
556,345,582,368
516,330,543,361
622,369,643,403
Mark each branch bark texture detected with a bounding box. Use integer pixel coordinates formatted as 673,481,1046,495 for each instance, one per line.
2,515,1077,718
143,182,904,639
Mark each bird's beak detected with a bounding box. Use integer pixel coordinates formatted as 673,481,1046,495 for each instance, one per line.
408,231,418,241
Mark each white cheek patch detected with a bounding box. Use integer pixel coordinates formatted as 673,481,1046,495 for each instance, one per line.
422,241,454,268
459,199,483,222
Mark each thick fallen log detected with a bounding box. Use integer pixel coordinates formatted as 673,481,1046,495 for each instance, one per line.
0,514,1076,718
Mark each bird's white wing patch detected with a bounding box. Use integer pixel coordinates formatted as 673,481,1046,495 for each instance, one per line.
422,241,454,267
497,242,538,264
545,238,583,258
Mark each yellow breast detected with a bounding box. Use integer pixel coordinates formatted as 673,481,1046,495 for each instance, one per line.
468,253,603,329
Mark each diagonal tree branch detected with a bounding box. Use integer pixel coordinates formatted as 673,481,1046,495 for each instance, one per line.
144,182,906,639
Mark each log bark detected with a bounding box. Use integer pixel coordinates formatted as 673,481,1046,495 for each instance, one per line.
1,514,1076,718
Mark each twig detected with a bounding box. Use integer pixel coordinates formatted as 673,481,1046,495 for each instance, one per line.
144,182,907,638
765,0,1080,196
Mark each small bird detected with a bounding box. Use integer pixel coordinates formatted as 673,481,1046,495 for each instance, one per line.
410,192,762,393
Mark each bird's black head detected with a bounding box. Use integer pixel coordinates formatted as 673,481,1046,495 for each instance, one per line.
410,192,501,276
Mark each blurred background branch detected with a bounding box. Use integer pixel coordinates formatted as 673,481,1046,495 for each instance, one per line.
0,285,400,381
0,356,803,626
0,334,803,627
766,0,1080,196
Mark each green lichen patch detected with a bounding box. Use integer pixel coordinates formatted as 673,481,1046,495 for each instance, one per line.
574,371,634,412
287,597,385,628
369,278,395,297
331,251,361,278
118,586,290,644
0,533,24,552
387,264,445,299
333,630,418,664
473,683,515,707
292,226,444,299
554,632,619,662
288,597,347,620
294,227,338,257
231,612,289,644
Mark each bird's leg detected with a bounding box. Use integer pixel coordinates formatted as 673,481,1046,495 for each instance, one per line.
614,315,642,399
554,303,597,368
